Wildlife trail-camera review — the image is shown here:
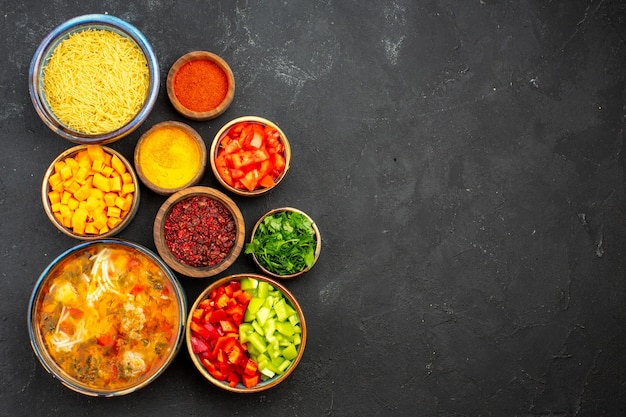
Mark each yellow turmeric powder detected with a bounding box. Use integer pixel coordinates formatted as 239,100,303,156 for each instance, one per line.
137,124,203,190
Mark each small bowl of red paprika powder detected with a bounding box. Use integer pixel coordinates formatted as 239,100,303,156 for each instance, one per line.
153,186,245,278
166,51,235,121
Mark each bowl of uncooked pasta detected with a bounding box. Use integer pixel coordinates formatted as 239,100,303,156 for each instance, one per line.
29,14,160,144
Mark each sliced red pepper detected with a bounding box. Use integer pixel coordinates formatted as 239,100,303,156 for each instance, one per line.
191,335,209,354
220,319,238,334
242,373,261,388
190,281,262,387
224,283,235,297
227,345,246,365
209,309,228,323
190,321,211,340
226,306,245,326
203,322,220,342
235,290,253,305
243,358,258,376
216,293,230,309
191,308,205,323
227,372,240,387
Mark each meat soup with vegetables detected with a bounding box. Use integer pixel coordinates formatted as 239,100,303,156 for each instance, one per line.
34,244,182,391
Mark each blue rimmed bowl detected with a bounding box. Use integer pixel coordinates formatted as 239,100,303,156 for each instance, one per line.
29,14,160,144
27,239,187,396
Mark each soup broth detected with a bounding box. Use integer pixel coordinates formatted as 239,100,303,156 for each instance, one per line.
35,244,181,391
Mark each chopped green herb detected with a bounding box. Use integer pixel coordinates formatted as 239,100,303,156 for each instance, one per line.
245,211,317,275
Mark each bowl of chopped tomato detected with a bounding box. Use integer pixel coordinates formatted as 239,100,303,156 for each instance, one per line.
153,186,246,278
27,239,187,396
186,273,306,393
246,207,321,279
210,116,291,196
41,144,140,240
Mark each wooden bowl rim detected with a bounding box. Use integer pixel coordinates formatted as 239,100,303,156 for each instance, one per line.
185,273,307,392
166,51,235,121
41,145,140,240
134,120,207,196
249,207,321,279
152,186,245,278
209,116,292,197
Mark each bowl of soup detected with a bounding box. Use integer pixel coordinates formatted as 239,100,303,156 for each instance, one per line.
27,239,187,396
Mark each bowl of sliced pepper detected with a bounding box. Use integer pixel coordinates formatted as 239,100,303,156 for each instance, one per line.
245,207,321,279
209,116,291,196
186,273,306,393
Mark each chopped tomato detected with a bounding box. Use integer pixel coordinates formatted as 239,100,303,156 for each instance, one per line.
214,154,233,186
272,153,286,173
129,284,145,295
259,175,275,189
67,307,84,319
214,121,287,192
240,170,259,192
96,332,116,347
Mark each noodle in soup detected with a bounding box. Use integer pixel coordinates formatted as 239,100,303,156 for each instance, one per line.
34,244,181,391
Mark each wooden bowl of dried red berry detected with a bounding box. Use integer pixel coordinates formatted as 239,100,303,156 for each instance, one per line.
153,186,245,278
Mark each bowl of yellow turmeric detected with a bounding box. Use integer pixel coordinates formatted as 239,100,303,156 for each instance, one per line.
41,144,140,239
134,121,207,195
29,14,160,144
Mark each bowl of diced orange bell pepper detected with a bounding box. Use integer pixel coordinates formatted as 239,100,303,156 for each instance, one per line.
209,116,291,196
41,144,140,239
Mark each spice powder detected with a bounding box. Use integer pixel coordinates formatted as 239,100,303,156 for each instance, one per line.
173,60,228,113
138,125,202,190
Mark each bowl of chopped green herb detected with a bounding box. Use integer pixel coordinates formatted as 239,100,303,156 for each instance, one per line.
245,207,321,279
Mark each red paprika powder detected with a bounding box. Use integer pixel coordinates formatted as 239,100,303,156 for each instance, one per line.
173,60,228,113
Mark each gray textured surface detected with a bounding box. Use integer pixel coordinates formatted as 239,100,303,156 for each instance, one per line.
1,1,625,416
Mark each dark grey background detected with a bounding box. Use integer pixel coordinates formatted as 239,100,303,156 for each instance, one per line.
1,1,625,416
